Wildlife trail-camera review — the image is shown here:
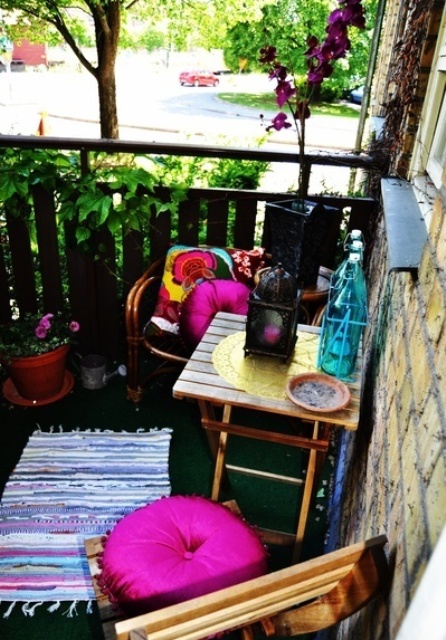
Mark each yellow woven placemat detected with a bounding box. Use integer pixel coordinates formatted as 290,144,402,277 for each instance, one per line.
212,331,320,400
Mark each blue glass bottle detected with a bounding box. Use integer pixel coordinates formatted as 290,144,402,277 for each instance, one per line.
318,253,368,380
331,230,364,292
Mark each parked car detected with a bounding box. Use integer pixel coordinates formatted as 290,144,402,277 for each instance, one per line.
179,70,219,87
350,85,364,104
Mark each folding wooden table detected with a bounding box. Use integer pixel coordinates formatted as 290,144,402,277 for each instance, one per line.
173,311,362,562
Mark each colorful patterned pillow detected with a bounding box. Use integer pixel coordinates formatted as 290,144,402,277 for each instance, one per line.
97,495,268,618
149,245,265,335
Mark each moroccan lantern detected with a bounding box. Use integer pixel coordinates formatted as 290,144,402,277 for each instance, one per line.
244,264,302,361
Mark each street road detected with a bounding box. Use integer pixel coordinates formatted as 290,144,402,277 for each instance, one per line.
0,67,360,152
0,64,363,193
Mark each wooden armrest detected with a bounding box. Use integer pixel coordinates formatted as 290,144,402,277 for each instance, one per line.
271,539,389,635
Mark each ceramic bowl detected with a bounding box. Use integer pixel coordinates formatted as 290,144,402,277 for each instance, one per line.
286,372,351,413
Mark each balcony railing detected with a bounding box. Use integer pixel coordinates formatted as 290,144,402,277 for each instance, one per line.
0,135,378,359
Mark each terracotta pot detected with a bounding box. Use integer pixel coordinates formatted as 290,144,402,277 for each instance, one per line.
7,344,70,401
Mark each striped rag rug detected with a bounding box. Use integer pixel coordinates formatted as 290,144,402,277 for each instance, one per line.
0,428,172,617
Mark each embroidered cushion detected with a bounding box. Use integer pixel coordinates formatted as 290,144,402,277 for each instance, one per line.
97,495,267,618
179,279,250,349
148,245,265,336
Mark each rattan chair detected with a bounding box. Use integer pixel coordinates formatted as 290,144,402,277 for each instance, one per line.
125,255,190,403
125,246,269,403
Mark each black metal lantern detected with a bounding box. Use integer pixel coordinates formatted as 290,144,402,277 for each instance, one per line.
244,264,302,361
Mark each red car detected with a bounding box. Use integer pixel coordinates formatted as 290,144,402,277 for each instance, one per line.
179,70,219,87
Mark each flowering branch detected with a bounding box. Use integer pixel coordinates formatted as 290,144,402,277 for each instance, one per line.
260,0,366,201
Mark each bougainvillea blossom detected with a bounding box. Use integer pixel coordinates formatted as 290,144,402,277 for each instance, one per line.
259,0,365,198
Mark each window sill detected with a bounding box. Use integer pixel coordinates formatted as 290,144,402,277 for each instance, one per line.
412,175,436,229
381,177,428,274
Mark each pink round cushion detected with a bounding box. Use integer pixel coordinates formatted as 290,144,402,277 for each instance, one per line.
180,279,250,349
98,495,267,617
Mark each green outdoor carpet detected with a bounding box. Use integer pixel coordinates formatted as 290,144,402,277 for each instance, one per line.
0,364,330,640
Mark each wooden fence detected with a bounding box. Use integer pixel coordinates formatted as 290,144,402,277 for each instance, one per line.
0,137,378,359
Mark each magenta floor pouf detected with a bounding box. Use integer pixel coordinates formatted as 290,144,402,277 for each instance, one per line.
97,495,268,617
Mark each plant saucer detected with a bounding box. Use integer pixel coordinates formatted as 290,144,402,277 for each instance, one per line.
286,372,351,413
3,371,74,407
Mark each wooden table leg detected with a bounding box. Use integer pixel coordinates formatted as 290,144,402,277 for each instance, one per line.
292,421,320,563
198,399,221,460
312,422,332,503
211,432,228,501
199,402,233,501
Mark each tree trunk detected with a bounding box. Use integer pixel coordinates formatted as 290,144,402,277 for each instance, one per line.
97,65,119,139
93,2,121,139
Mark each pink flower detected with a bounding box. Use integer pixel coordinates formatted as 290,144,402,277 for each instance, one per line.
259,46,277,64
69,321,80,333
344,6,366,29
266,112,292,132
269,65,288,82
39,313,54,330
259,0,365,198
275,80,296,108
328,9,344,25
307,61,334,85
304,36,320,58
35,325,47,339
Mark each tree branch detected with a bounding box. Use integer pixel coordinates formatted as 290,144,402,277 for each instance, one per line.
19,2,98,76
125,0,143,10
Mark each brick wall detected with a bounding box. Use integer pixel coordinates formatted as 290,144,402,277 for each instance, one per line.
322,161,446,640
372,0,404,118
317,2,446,637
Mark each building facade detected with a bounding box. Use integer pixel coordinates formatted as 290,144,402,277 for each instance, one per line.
327,1,446,638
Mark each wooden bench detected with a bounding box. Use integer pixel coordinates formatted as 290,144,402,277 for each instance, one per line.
85,534,388,640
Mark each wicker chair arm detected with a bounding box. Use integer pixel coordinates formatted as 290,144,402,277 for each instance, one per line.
125,275,163,341
125,257,166,341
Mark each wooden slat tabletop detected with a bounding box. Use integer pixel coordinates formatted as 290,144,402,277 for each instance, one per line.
173,312,361,430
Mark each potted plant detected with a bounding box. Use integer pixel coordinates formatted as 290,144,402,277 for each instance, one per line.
0,312,80,402
260,0,366,285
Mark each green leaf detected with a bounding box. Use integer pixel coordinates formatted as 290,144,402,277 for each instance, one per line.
76,192,112,224
0,172,28,201
58,199,77,222
106,212,122,234
75,227,92,243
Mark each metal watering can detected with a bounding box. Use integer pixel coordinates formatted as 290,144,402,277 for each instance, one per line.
74,354,127,390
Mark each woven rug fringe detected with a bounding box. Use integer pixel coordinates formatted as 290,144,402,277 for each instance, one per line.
1,600,93,618
35,424,168,434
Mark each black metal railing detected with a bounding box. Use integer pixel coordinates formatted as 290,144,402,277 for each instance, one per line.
0,135,378,358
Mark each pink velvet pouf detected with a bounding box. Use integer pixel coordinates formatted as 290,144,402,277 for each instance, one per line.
97,495,268,617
